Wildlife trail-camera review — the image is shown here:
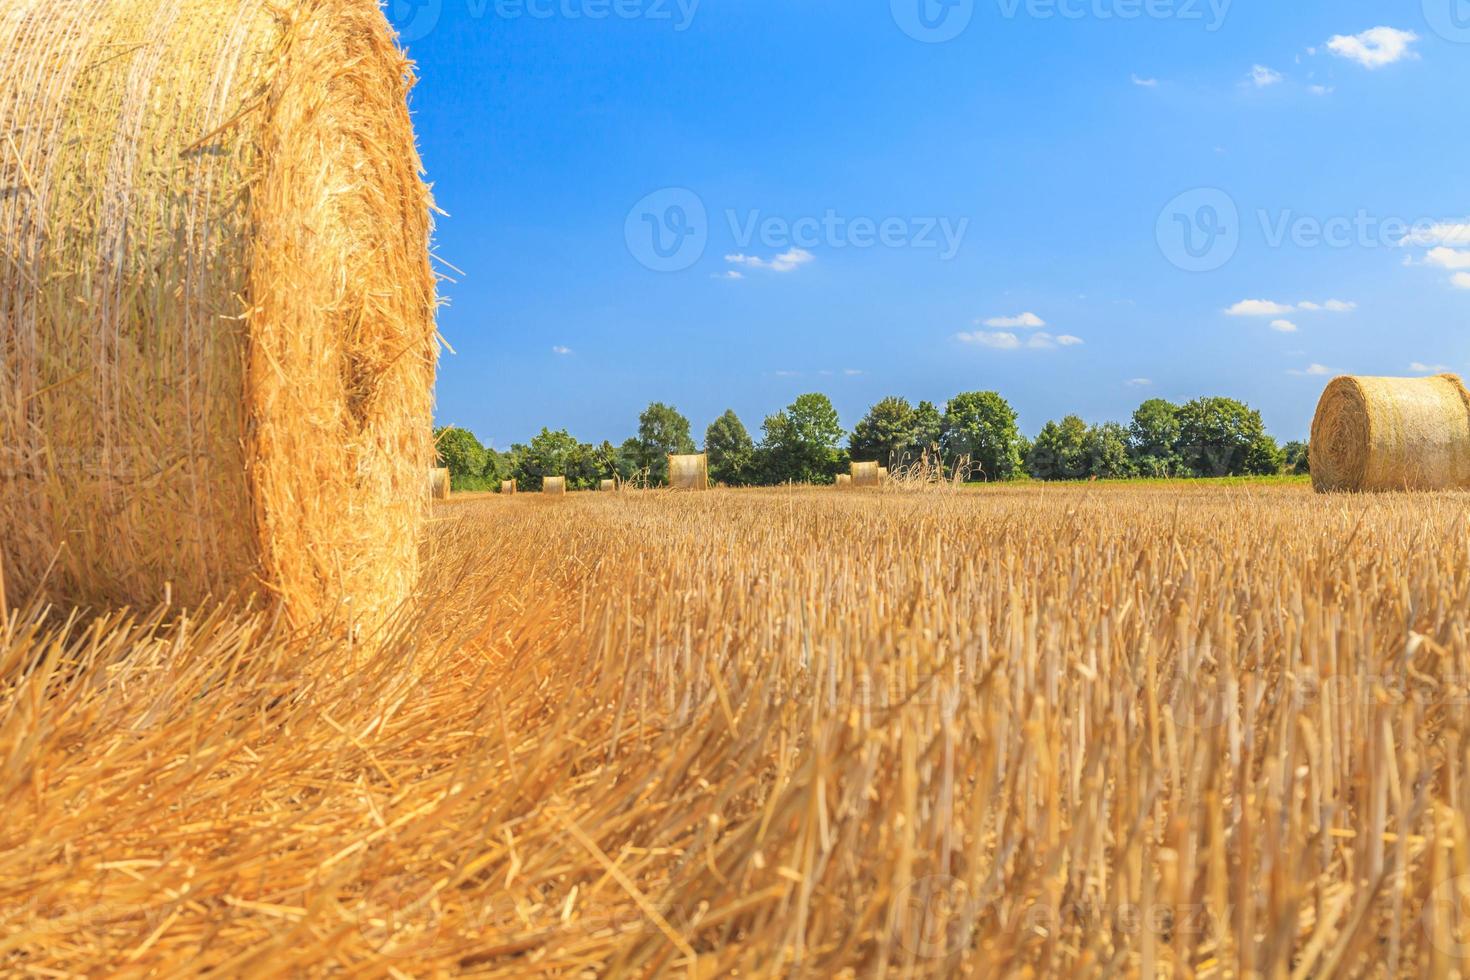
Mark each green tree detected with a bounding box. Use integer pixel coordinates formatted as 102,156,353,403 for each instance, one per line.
512,428,581,491
435,426,493,491
706,410,755,486
1085,421,1136,479
849,397,917,467
910,400,943,458
940,391,1023,481
1244,433,1286,476
1176,397,1267,477
635,402,696,485
1128,399,1183,478
1283,440,1310,475
1025,415,1090,480
759,393,845,484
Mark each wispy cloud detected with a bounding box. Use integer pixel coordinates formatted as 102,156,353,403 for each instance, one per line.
1131,74,1158,87
1289,363,1336,376
1411,362,1451,373
1270,320,1298,333
725,248,814,273
1249,65,1283,87
712,270,744,280
1227,299,1356,316
1398,222,1470,247
1327,27,1419,69
1125,378,1153,388
956,330,1082,351
980,312,1046,329
1309,84,1335,96
1455,273,1470,290
552,345,573,355
843,368,864,376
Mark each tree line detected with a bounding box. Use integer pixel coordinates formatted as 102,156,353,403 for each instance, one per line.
435,391,1308,492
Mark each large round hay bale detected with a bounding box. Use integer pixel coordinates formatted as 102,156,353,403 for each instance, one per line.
0,0,437,625
543,477,567,496
668,454,709,491
1310,375,1470,492
851,461,881,488
501,479,517,495
599,479,616,492
428,468,451,501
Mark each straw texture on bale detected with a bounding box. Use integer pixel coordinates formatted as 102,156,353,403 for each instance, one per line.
668,453,709,491
851,461,881,488
835,474,852,488
878,466,889,482
543,476,567,496
501,479,517,495
428,468,450,501
599,479,616,492
1310,374,1470,493
0,0,437,625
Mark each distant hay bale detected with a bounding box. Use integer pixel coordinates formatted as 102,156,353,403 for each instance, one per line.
0,0,436,626
835,474,852,488
878,467,889,482
851,462,881,488
501,480,517,495
429,468,451,501
600,479,616,492
668,454,710,491
1310,374,1470,492
543,477,567,496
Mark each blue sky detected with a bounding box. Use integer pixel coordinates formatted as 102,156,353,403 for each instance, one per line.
396,0,1470,447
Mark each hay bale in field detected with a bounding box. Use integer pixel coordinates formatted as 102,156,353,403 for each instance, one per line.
428,468,451,501
501,480,517,495
878,466,889,482
851,461,881,488
543,477,567,496
668,454,710,491
0,0,436,626
835,474,852,488
1310,374,1470,492
600,479,616,492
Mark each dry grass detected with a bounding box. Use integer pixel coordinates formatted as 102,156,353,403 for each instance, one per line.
5,484,1470,976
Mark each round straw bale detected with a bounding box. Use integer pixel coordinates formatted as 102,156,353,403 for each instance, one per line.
1310,374,1470,492
851,461,881,488
835,474,852,488
599,479,616,492
429,468,451,501
0,0,437,626
501,480,517,495
543,477,567,496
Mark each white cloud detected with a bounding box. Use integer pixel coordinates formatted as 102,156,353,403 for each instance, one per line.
1289,363,1336,376
712,270,744,280
1231,299,1356,316
957,331,1021,350
844,368,864,376
1398,222,1470,247
552,345,572,355
1327,27,1419,69
1309,84,1334,96
1226,299,1297,316
1270,319,1299,333
1249,65,1283,87
981,312,1046,329
1131,74,1158,87
1454,273,1470,290
956,330,1081,351
773,369,801,378
1125,378,1153,388
725,248,814,273
1426,247,1470,270
1411,362,1451,373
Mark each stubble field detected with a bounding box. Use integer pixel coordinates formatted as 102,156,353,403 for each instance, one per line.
4,483,1470,977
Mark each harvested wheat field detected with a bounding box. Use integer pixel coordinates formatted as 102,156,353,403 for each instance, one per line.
5,483,1470,976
